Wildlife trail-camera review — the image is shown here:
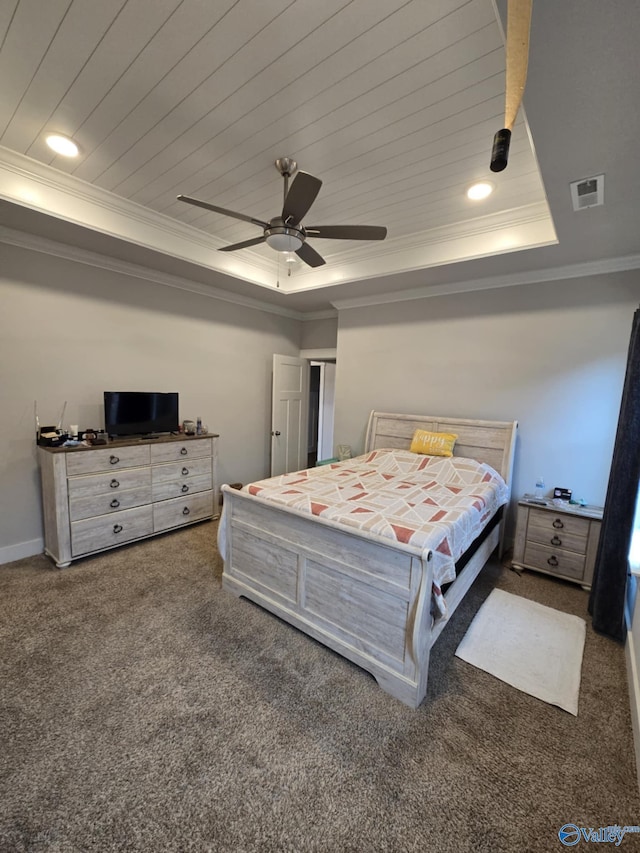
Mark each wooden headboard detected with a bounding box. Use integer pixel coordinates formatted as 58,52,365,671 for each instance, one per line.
365,411,518,487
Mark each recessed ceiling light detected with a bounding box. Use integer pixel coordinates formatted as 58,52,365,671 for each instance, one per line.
45,133,79,157
467,181,494,201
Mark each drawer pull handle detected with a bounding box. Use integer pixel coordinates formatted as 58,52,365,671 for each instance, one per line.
110,479,120,489
180,447,188,455
551,535,562,546
109,455,119,465
181,484,189,493
113,524,123,534
547,555,559,567
182,467,189,475
110,499,120,508
552,518,564,529
182,507,190,516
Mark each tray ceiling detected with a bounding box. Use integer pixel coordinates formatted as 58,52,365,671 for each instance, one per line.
0,0,638,313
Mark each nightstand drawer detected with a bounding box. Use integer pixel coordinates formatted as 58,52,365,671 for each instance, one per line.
527,507,590,540
523,542,586,581
527,517,588,554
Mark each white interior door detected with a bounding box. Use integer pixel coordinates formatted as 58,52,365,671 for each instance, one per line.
271,354,310,476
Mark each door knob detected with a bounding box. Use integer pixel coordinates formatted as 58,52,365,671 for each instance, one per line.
272,430,281,436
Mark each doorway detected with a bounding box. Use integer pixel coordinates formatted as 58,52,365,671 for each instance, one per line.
307,360,336,467
271,354,336,477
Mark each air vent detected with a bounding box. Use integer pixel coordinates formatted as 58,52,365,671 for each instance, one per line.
570,174,604,211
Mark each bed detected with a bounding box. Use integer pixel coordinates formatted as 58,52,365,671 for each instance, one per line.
218,411,518,708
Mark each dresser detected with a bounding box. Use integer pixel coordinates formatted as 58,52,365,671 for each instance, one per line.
512,498,603,589
39,434,219,567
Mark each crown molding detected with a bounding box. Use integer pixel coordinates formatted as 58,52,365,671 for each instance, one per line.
0,147,559,297
0,225,305,320
0,146,280,286
331,253,640,310
300,310,339,321
280,202,557,293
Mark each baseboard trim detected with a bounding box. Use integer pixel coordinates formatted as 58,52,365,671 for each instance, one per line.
0,537,44,566
625,627,640,794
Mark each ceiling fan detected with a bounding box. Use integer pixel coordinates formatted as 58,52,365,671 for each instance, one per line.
177,157,387,268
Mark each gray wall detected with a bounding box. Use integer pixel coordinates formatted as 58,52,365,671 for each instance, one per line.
0,242,302,562
4,237,639,563
300,315,338,350
333,272,640,516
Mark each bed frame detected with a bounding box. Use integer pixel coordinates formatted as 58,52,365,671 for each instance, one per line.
219,412,518,708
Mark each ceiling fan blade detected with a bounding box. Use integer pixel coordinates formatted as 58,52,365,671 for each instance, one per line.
177,194,268,228
282,172,322,225
296,242,325,268
218,235,267,252
305,225,387,241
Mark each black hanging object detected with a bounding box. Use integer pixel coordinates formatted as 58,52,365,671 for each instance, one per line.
490,128,512,172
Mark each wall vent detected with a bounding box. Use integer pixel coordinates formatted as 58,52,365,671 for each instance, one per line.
570,174,604,211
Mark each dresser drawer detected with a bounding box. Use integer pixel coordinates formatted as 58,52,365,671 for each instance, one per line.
151,456,211,484
523,542,586,581
152,474,212,502
150,438,211,464
69,485,152,521
66,444,150,476
67,466,151,498
153,491,213,532
71,505,153,556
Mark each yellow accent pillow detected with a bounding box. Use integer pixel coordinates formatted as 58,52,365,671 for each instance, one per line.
409,429,458,457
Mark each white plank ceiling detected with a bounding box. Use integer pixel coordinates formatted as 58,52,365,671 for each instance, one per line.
0,0,558,306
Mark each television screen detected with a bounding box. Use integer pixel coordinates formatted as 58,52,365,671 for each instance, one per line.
104,391,179,437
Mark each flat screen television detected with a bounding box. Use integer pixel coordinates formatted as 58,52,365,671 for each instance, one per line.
104,391,179,437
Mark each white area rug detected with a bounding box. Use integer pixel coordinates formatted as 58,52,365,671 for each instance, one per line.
455,589,586,715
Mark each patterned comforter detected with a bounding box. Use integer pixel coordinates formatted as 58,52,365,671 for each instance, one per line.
245,449,509,615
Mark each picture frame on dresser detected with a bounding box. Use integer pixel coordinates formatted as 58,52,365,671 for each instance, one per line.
39,434,219,567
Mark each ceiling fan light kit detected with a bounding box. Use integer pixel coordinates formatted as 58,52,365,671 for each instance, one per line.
177,158,387,268
264,225,304,252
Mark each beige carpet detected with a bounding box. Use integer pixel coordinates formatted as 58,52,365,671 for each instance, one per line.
1,520,638,852
455,589,586,715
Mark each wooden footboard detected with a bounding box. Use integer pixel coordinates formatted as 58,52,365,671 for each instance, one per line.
219,412,516,708
220,487,436,708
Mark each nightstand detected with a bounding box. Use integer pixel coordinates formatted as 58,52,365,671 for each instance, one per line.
512,498,603,589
